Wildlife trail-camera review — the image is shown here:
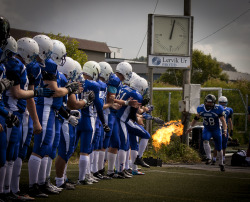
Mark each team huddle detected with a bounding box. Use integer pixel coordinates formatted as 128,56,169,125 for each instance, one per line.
0,16,154,201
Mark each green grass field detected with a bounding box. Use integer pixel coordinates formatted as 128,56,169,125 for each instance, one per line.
19,162,250,202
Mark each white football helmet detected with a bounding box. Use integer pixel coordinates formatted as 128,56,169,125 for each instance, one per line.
124,72,139,85
82,61,100,81
51,39,67,66
218,96,228,106
116,62,132,82
58,56,76,81
33,35,53,61
0,36,17,61
17,37,39,65
74,60,82,81
130,76,148,96
99,61,113,82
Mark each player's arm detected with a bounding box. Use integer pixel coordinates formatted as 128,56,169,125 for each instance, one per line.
94,91,110,132
11,84,36,99
186,114,200,134
103,94,115,110
219,115,227,137
67,93,86,110
137,116,144,126
26,84,42,134
44,80,68,97
114,98,140,108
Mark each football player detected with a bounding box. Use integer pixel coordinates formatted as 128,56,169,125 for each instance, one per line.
91,62,113,180
76,61,110,185
28,35,79,197
186,94,227,171
211,96,233,165
2,36,54,199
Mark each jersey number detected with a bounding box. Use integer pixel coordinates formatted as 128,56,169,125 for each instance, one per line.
203,117,215,126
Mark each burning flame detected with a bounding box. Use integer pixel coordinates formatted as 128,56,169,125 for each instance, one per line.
152,120,184,150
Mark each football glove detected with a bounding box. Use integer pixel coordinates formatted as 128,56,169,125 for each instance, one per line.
65,82,79,95
141,97,150,106
0,78,14,93
70,110,81,120
147,105,154,113
34,84,55,97
83,91,95,108
67,115,78,127
5,113,20,128
103,123,111,133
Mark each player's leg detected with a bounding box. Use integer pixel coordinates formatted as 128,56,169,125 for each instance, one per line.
129,134,144,175
127,121,150,168
107,117,121,178
117,120,131,178
28,105,55,197
202,128,212,164
11,113,35,200
0,116,7,198
55,121,75,190
212,129,224,171
222,129,229,164
78,116,95,185
4,111,22,196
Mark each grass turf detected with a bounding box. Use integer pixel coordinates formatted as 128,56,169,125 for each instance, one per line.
19,163,250,202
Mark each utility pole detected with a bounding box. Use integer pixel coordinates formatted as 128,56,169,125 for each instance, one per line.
147,14,153,136
182,0,193,145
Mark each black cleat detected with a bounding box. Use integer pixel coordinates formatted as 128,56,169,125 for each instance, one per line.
118,170,132,178
28,183,49,198
13,191,35,201
134,156,150,168
39,183,59,195
98,168,105,176
219,164,225,172
107,172,125,179
124,169,133,177
58,182,75,190
205,158,211,165
93,172,104,180
77,179,93,185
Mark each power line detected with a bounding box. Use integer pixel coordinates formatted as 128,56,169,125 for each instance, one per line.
194,8,250,44
135,0,159,59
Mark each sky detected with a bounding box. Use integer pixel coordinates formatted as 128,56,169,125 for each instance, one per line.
0,0,250,74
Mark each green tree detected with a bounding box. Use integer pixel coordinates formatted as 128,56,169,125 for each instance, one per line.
157,49,229,86
48,33,88,66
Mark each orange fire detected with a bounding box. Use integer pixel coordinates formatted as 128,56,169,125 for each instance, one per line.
152,120,184,150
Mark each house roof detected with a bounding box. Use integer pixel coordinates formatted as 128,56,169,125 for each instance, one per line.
222,70,250,82
10,28,111,53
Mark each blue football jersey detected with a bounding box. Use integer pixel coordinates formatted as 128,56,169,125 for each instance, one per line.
197,104,224,130
51,72,68,110
222,107,233,125
3,57,29,113
116,86,142,122
26,61,42,88
37,59,63,110
0,63,8,117
79,79,101,117
97,80,107,107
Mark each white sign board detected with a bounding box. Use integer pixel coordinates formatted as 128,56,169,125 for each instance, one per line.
148,55,190,68
184,84,201,114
